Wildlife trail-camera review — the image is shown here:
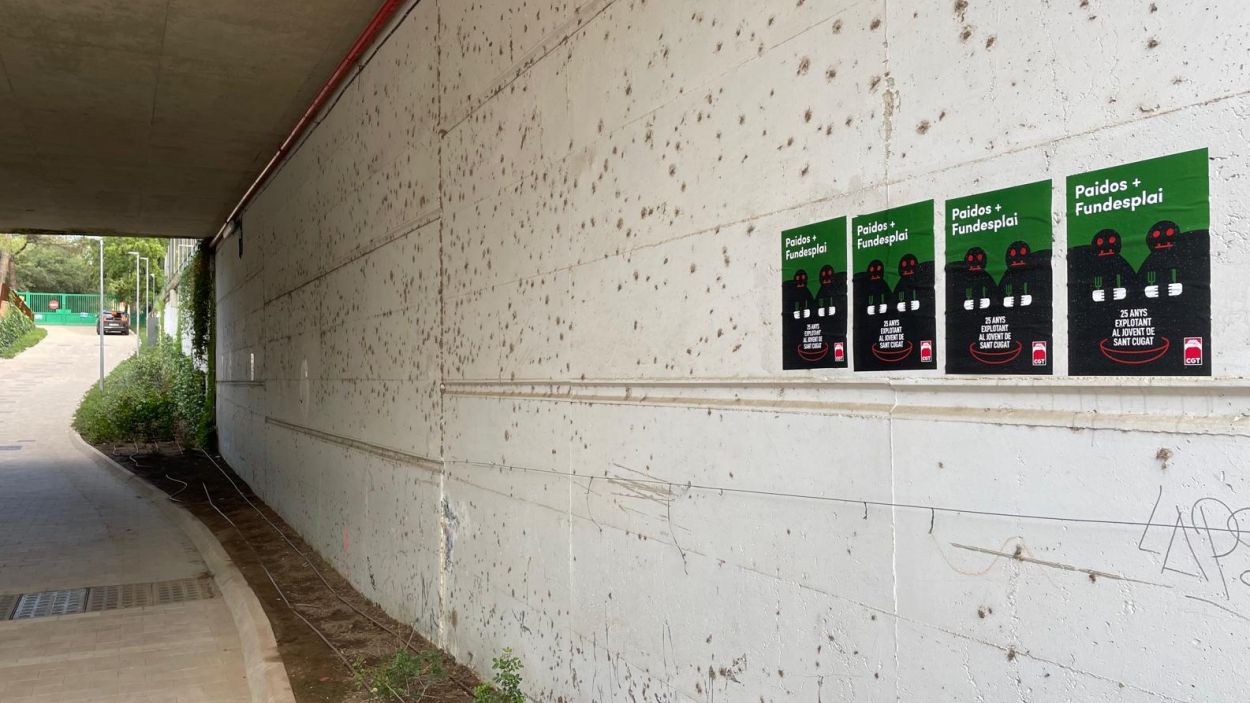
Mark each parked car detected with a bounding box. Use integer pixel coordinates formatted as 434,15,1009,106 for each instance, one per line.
97,310,129,335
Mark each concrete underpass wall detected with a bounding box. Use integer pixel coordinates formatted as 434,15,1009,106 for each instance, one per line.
215,1,1250,700
215,4,444,635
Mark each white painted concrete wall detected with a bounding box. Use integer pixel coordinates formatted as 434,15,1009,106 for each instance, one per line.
215,1,1250,700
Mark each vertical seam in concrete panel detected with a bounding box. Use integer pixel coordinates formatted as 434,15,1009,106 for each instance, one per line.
888,385,902,701
437,0,620,135
434,0,449,653
883,0,895,208
562,29,577,685
882,4,902,698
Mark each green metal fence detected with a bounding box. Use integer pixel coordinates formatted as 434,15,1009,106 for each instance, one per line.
15,292,125,326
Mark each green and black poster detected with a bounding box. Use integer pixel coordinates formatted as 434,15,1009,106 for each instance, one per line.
945,181,1053,374
852,201,936,371
781,217,848,369
1067,149,1210,375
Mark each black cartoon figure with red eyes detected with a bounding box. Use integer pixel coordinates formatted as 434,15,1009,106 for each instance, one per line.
852,258,891,364
895,252,936,360
956,246,996,312
1140,220,1182,300
858,259,890,316
814,264,845,324
895,254,923,313
783,269,815,320
1086,228,1135,303
1135,219,1207,363
999,239,1052,368
999,240,1049,315
781,268,816,367
1068,228,1137,369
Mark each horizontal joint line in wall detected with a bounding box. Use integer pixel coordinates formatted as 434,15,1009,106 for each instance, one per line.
242,377,424,384
442,376,1250,392
444,458,1246,537
264,416,441,472
439,0,617,134
260,209,441,307
440,381,1250,438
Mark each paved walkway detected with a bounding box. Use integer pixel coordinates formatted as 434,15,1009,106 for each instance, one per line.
0,327,251,703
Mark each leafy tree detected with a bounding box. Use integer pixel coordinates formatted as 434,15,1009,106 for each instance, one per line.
5,235,168,313
11,237,95,293
0,234,29,289
0,234,28,259
102,237,166,312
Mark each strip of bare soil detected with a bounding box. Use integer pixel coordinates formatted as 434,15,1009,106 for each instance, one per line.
103,443,475,703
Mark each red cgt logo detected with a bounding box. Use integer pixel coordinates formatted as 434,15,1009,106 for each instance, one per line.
1032,341,1047,366
1184,337,1203,366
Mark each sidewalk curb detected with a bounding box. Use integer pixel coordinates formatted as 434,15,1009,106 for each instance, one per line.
70,432,297,703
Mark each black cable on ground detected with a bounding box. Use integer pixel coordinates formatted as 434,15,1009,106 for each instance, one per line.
163,473,189,502
200,482,409,703
197,450,476,698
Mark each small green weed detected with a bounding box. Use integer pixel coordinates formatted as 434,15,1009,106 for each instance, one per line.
473,648,524,703
354,649,447,702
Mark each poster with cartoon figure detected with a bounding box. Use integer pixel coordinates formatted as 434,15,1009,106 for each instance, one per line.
781,217,848,370
1067,149,1210,375
945,180,1053,374
852,201,937,371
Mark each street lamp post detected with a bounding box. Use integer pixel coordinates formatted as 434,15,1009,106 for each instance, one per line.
148,271,157,342
127,251,140,353
88,236,104,390
141,257,150,347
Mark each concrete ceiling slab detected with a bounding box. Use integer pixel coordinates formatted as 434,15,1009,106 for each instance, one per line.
0,0,384,238
0,0,169,54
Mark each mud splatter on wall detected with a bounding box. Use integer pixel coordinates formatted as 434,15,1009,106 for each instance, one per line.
215,1,1250,700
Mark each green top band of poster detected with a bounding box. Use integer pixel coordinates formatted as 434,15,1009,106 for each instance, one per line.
945,180,1051,279
782,216,847,279
852,200,935,278
1066,148,1209,270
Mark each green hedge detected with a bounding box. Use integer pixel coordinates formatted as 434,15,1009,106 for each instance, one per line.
73,341,210,447
0,294,37,352
0,326,47,359
179,244,216,449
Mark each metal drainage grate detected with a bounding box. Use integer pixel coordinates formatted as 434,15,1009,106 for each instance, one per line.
85,582,154,612
155,577,215,605
3,578,215,621
13,589,87,619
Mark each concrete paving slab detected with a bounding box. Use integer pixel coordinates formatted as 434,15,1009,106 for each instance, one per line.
0,327,251,703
